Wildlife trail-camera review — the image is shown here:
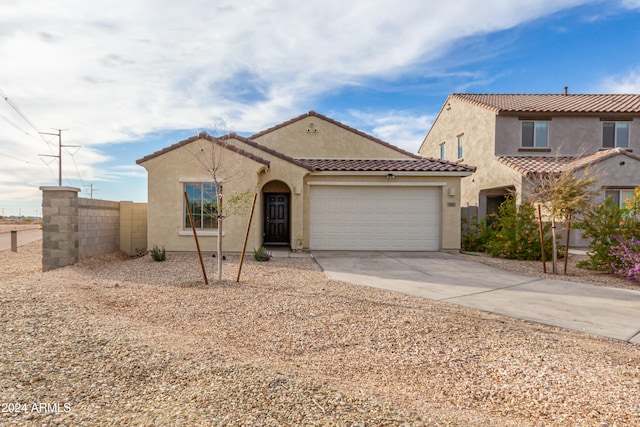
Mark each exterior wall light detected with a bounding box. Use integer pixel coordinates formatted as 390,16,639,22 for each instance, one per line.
386,173,395,180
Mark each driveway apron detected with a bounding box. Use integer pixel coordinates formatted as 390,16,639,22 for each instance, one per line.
312,251,640,344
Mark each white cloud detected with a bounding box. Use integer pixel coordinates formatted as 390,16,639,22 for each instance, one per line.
346,110,435,154
0,0,596,214
622,0,640,9
600,69,640,93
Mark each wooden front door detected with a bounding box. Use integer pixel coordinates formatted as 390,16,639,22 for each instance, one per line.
264,193,289,245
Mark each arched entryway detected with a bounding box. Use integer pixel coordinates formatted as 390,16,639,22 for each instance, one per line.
262,181,291,246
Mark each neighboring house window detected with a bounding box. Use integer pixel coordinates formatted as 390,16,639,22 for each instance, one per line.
440,142,445,160
457,135,463,159
602,122,629,148
184,183,218,229
521,121,548,148
605,189,635,208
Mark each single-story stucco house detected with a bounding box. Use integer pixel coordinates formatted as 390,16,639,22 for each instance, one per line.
136,111,475,253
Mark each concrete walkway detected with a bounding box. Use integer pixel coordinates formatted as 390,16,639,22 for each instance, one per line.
312,251,640,345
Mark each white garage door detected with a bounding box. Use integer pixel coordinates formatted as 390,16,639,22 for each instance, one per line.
310,186,440,251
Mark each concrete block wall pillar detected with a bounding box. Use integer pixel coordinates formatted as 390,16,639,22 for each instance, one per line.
40,186,80,271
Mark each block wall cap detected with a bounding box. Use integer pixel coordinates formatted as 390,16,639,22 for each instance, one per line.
40,186,81,192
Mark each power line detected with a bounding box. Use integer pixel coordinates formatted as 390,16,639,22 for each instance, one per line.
0,151,33,164
0,88,39,134
0,88,52,146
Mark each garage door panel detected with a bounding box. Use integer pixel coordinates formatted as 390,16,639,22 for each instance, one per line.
310,186,440,251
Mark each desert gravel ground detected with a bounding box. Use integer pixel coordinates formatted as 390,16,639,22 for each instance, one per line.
1,243,639,426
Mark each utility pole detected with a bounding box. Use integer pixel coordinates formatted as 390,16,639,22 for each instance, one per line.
39,129,78,186
87,184,98,199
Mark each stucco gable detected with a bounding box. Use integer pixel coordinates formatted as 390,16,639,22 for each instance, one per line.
226,134,314,171
250,110,421,159
136,132,270,167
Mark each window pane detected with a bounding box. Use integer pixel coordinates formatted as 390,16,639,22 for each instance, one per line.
616,123,629,148
457,136,463,158
440,144,445,160
603,122,615,148
522,122,534,147
184,183,218,229
621,190,634,207
605,190,620,207
534,122,548,148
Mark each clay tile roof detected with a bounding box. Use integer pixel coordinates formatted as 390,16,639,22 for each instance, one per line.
298,158,475,173
136,132,270,166
498,148,640,177
497,156,575,176
452,94,640,115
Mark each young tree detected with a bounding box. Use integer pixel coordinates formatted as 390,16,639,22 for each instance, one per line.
527,168,599,274
189,131,254,283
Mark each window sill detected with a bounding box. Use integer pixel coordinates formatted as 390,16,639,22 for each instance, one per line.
518,148,551,153
179,230,224,237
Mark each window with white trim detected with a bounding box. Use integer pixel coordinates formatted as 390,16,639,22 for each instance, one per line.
457,134,463,159
440,142,445,160
184,183,218,229
602,122,629,148
521,121,548,148
605,189,635,208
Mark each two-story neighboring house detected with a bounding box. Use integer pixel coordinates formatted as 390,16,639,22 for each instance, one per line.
419,94,640,245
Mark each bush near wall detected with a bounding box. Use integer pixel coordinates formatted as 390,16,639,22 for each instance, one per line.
576,187,640,282
461,197,553,261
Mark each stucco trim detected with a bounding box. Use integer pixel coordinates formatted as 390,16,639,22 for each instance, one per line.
307,181,447,187
178,230,225,237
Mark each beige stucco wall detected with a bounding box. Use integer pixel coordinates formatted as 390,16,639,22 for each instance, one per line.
419,97,516,215
253,115,413,159
120,201,148,257
495,116,640,156
141,138,269,253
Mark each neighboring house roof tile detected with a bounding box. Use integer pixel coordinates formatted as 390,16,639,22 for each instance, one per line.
136,132,271,166
498,148,640,177
249,110,422,159
452,93,640,115
299,158,475,173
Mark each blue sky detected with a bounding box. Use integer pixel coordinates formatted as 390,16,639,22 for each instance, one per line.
1,0,640,217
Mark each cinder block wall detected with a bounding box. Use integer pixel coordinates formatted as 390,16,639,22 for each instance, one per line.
41,186,147,271
41,186,80,271
78,198,121,259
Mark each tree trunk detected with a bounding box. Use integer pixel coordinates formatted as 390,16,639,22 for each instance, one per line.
551,217,558,274
217,190,223,283
537,204,546,274
564,213,572,275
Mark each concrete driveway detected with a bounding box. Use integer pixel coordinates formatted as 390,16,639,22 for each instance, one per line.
312,251,640,345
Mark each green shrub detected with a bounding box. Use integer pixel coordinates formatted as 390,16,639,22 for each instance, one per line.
253,246,271,262
461,215,495,252
575,188,640,271
151,244,166,262
484,197,553,260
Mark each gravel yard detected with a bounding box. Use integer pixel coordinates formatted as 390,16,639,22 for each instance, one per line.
1,243,639,426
